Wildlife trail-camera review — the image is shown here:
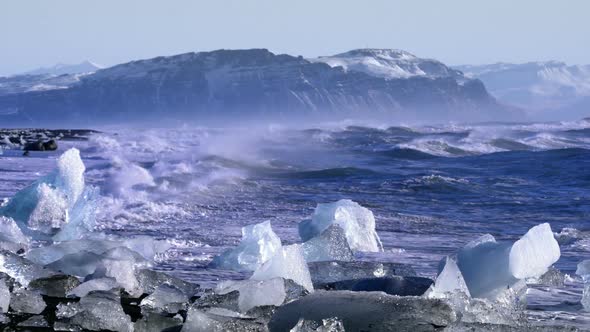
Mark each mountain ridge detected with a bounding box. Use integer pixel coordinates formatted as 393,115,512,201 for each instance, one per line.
0,48,515,125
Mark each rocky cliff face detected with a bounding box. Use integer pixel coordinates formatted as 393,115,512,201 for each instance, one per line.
0,49,510,125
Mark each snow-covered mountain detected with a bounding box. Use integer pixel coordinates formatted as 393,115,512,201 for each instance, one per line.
0,49,512,125
454,62,590,117
312,49,464,80
22,60,103,76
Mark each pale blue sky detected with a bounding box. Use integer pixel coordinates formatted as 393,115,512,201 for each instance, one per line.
0,0,588,76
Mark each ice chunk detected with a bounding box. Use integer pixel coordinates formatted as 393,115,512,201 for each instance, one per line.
26,239,121,265
88,258,142,297
103,246,152,268
182,307,224,332
301,225,354,263
54,147,86,205
582,283,590,310
425,256,527,325
209,220,282,271
509,223,560,279
457,234,517,299
576,260,590,281
140,284,189,314
268,290,456,332
536,267,565,287
46,251,104,277
67,277,119,298
0,148,88,237
457,224,560,300
182,306,266,332
17,315,49,328
216,278,287,312
53,186,99,241
135,312,183,332
56,291,133,332
0,250,56,286
29,274,81,298
26,236,165,266
251,244,314,292
299,199,382,252
320,276,433,296
46,246,150,281
0,216,29,253
0,279,9,313
122,236,172,261
308,261,416,287
135,268,200,296
290,317,345,332
9,288,46,314
29,183,68,233
426,257,471,298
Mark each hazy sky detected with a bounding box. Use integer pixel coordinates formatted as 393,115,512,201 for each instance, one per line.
0,0,588,76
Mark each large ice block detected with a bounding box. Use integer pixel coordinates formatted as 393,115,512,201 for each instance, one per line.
425,256,471,298
301,225,354,263
209,221,282,271
56,290,133,332
0,250,56,286
0,148,96,240
182,306,265,332
298,200,382,252
457,223,560,300
509,223,561,279
9,288,46,314
140,284,189,314
88,258,142,297
67,278,120,298
308,261,416,287
576,260,590,281
267,290,456,332
216,278,287,312
251,244,314,292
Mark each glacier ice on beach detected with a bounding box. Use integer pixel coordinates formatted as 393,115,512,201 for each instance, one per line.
425,256,470,298
298,199,382,252
87,257,142,297
457,223,560,300
56,291,133,332
509,223,561,279
0,279,9,313
209,221,282,271
67,278,119,298
9,288,46,314
582,284,590,310
252,244,314,293
576,260,590,281
0,148,97,239
577,260,590,310
216,278,287,312
140,284,189,314
301,225,354,263
182,307,224,332
0,216,29,253
26,236,169,266
0,250,56,286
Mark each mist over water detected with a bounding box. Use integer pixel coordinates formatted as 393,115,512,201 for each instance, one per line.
1,118,590,326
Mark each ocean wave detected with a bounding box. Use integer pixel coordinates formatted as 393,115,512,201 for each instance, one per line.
402,174,472,192
376,148,438,160
278,167,380,179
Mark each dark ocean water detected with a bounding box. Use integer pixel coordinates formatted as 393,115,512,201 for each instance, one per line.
1,119,589,326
